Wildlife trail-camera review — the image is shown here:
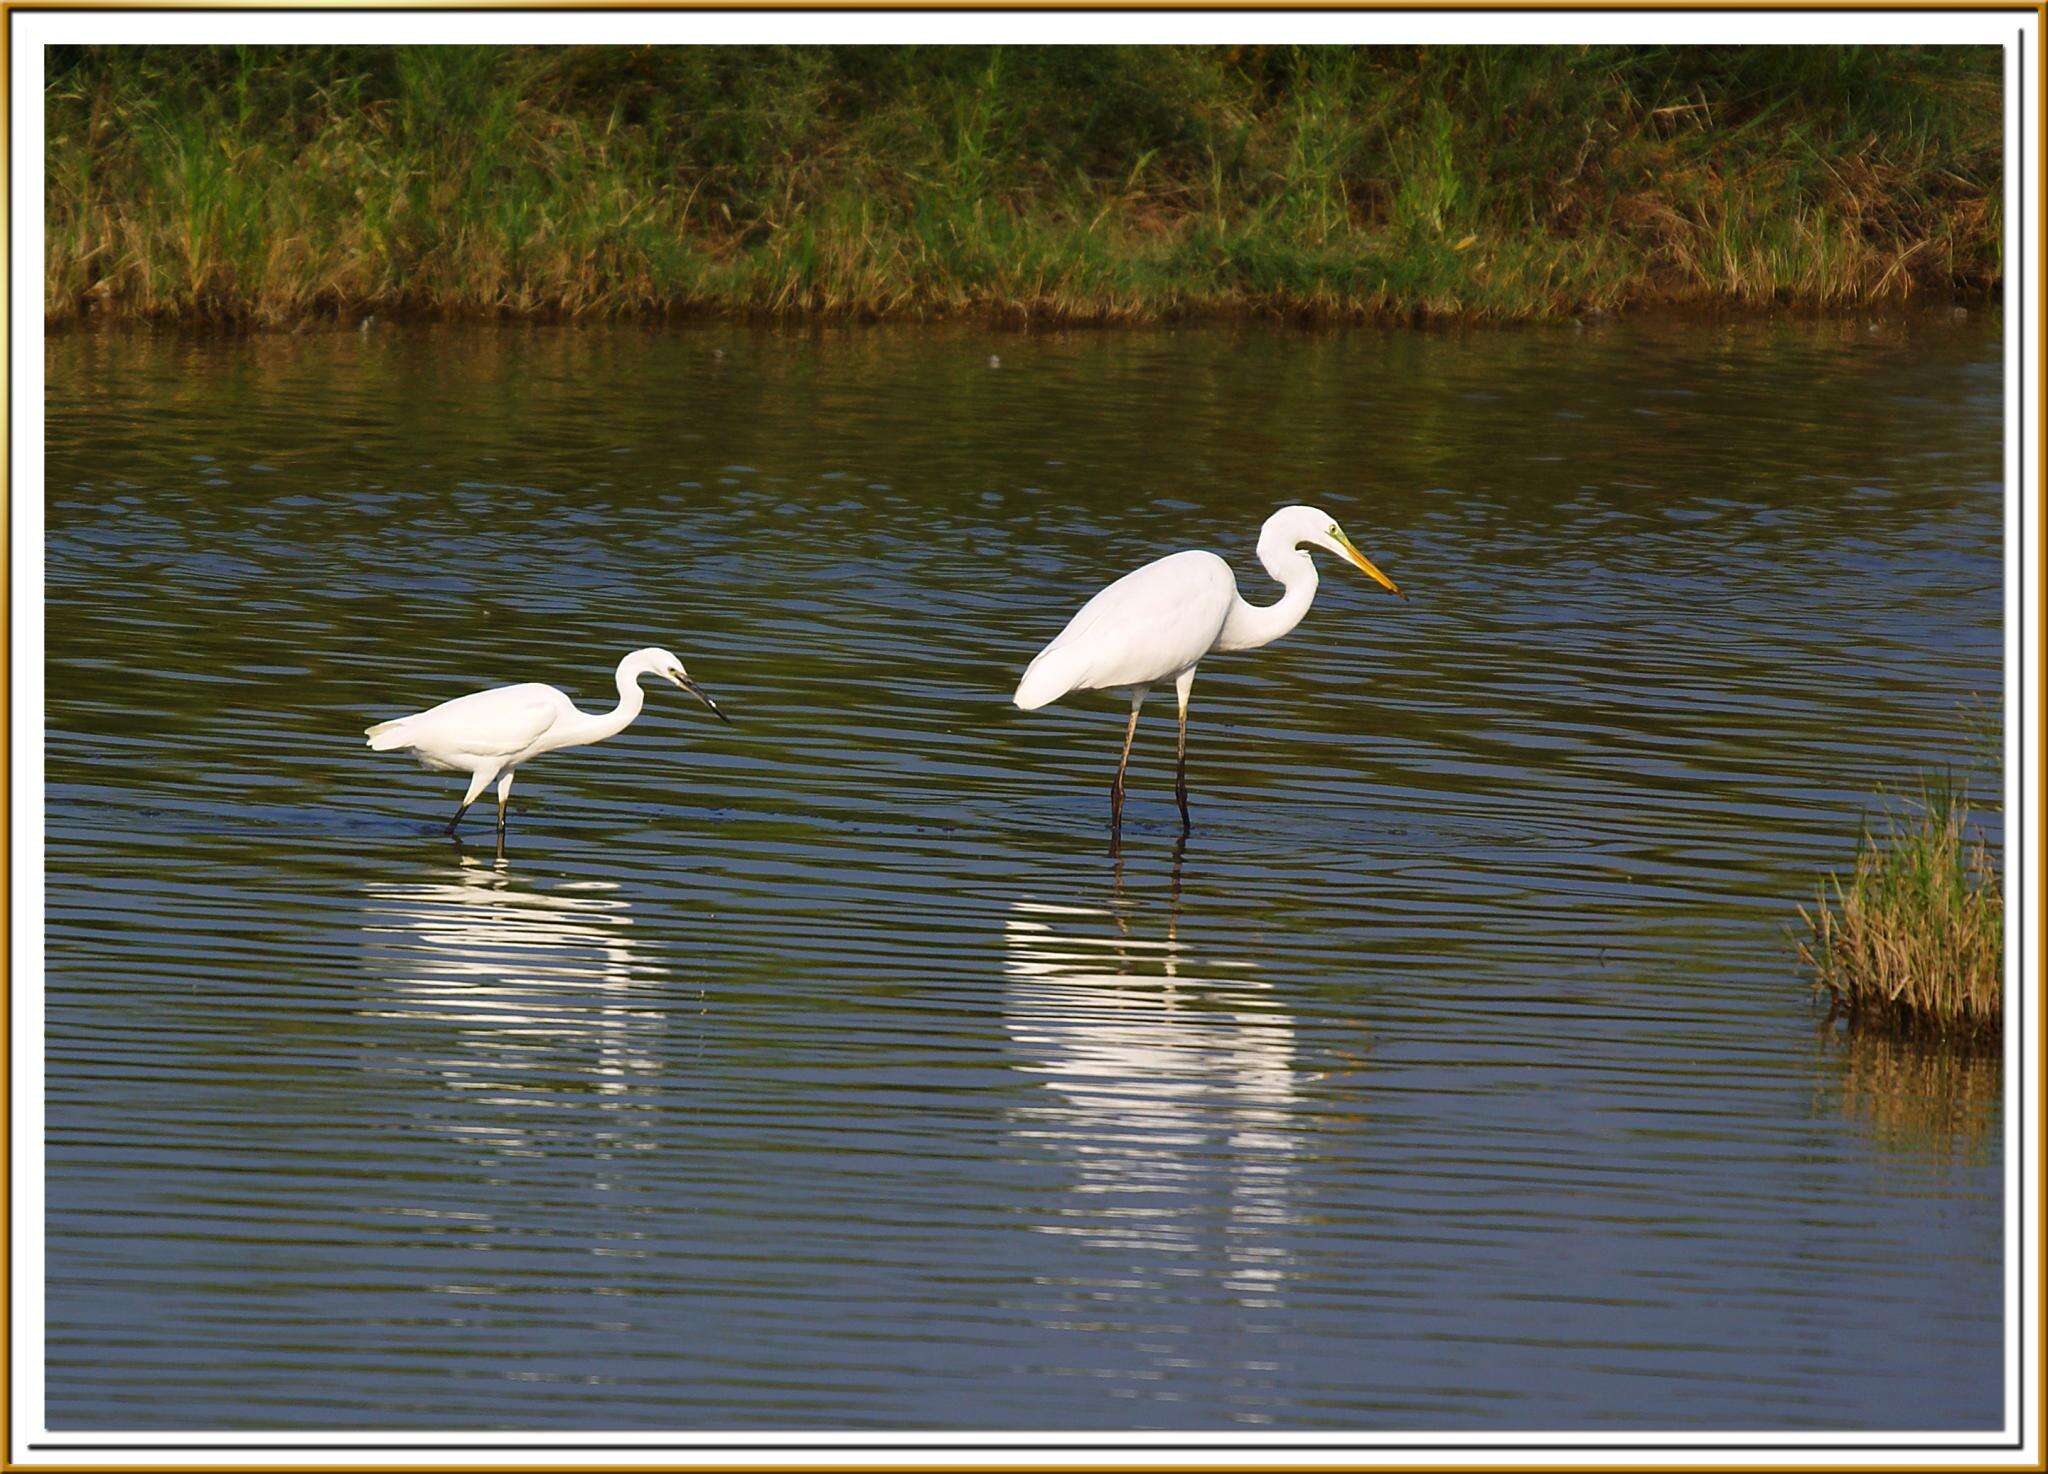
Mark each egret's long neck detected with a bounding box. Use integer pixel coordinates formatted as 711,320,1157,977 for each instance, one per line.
559,662,647,747
1215,536,1318,653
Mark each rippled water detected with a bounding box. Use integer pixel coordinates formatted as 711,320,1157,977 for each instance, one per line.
43,314,2006,1432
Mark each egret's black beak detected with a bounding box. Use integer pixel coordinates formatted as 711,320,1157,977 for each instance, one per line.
675,674,731,725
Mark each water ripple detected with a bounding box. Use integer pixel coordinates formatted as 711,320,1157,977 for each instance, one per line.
44,314,2003,1432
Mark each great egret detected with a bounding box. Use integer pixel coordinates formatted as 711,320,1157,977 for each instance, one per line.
1013,505,1401,846
364,646,728,839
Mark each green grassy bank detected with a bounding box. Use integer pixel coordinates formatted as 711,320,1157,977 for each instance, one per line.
47,44,2003,327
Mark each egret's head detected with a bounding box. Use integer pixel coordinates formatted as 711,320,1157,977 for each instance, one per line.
626,646,730,724
1268,504,1403,599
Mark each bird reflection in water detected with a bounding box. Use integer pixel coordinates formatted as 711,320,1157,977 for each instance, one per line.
358,851,675,1167
1004,839,1302,1306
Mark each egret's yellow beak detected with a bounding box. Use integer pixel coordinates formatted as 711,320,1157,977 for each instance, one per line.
1333,529,1404,599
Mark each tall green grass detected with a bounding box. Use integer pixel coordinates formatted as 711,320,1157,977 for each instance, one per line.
46,44,2003,326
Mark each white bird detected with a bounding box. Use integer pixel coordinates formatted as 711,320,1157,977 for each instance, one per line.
364,646,728,839
1013,505,1402,846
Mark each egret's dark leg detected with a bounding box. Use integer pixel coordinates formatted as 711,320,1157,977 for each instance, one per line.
496,772,515,839
1174,669,1197,834
1174,710,1190,833
1109,698,1142,855
448,770,495,841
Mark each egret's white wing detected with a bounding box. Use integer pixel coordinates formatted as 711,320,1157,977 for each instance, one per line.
373,683,569,764
1015,550,1237,707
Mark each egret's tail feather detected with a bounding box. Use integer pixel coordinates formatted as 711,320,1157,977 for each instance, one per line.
364,717,413,750
1014,648,1086,711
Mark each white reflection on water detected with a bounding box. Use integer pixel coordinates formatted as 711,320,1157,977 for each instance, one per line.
358,854,673,1163
1002,887,1301,1306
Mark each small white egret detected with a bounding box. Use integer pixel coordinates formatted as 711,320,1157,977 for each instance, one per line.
364,646,728,839
1013,505,1401,845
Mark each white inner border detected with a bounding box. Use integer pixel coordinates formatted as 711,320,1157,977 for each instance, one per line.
10,8,2041,1469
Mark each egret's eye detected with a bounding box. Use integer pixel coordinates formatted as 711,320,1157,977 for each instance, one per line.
1329,523,1343,539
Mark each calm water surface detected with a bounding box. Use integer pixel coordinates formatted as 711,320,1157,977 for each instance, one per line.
44,315,2006,1432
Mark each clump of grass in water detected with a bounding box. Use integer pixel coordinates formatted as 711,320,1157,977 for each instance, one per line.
1799,779,2001,1044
